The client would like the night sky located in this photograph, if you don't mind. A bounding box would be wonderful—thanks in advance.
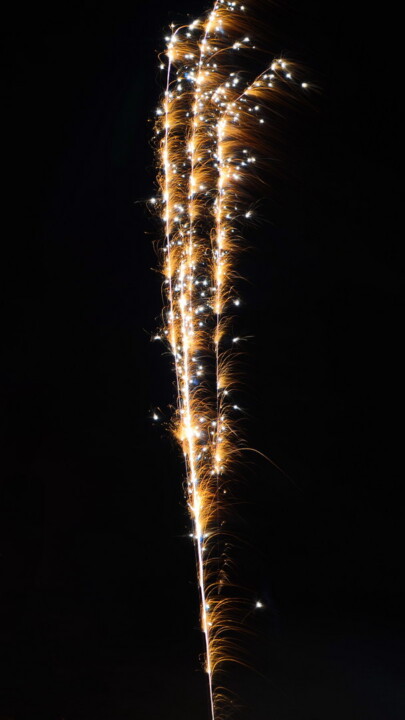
[1,1,403,719]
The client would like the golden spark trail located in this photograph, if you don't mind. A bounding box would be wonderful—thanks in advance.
[152,2,310,717]
[183,8,222,714]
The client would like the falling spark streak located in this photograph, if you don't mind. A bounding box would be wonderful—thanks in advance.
[152,2,309,717]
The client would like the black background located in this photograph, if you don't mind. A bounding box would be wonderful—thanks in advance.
[1,1,403,718]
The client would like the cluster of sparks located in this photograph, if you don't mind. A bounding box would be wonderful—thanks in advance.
[151,2,309,717]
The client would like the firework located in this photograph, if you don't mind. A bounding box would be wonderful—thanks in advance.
[151,2,309,717]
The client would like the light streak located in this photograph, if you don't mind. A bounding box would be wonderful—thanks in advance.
[152,2,309,717]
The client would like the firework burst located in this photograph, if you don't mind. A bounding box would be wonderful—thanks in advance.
[151,2,309,717]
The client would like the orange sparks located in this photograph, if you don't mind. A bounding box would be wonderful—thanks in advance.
[151,2,309,717]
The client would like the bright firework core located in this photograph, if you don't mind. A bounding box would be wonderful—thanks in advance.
[152,2,308,717]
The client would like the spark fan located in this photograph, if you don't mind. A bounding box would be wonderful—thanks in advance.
[150,2,309,717]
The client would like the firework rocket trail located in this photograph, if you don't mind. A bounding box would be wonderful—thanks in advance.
[152,2,309,717]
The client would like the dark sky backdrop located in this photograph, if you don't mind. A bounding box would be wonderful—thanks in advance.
[1,1,403,718]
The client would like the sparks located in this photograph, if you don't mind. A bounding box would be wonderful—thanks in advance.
[152,2,309,717]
